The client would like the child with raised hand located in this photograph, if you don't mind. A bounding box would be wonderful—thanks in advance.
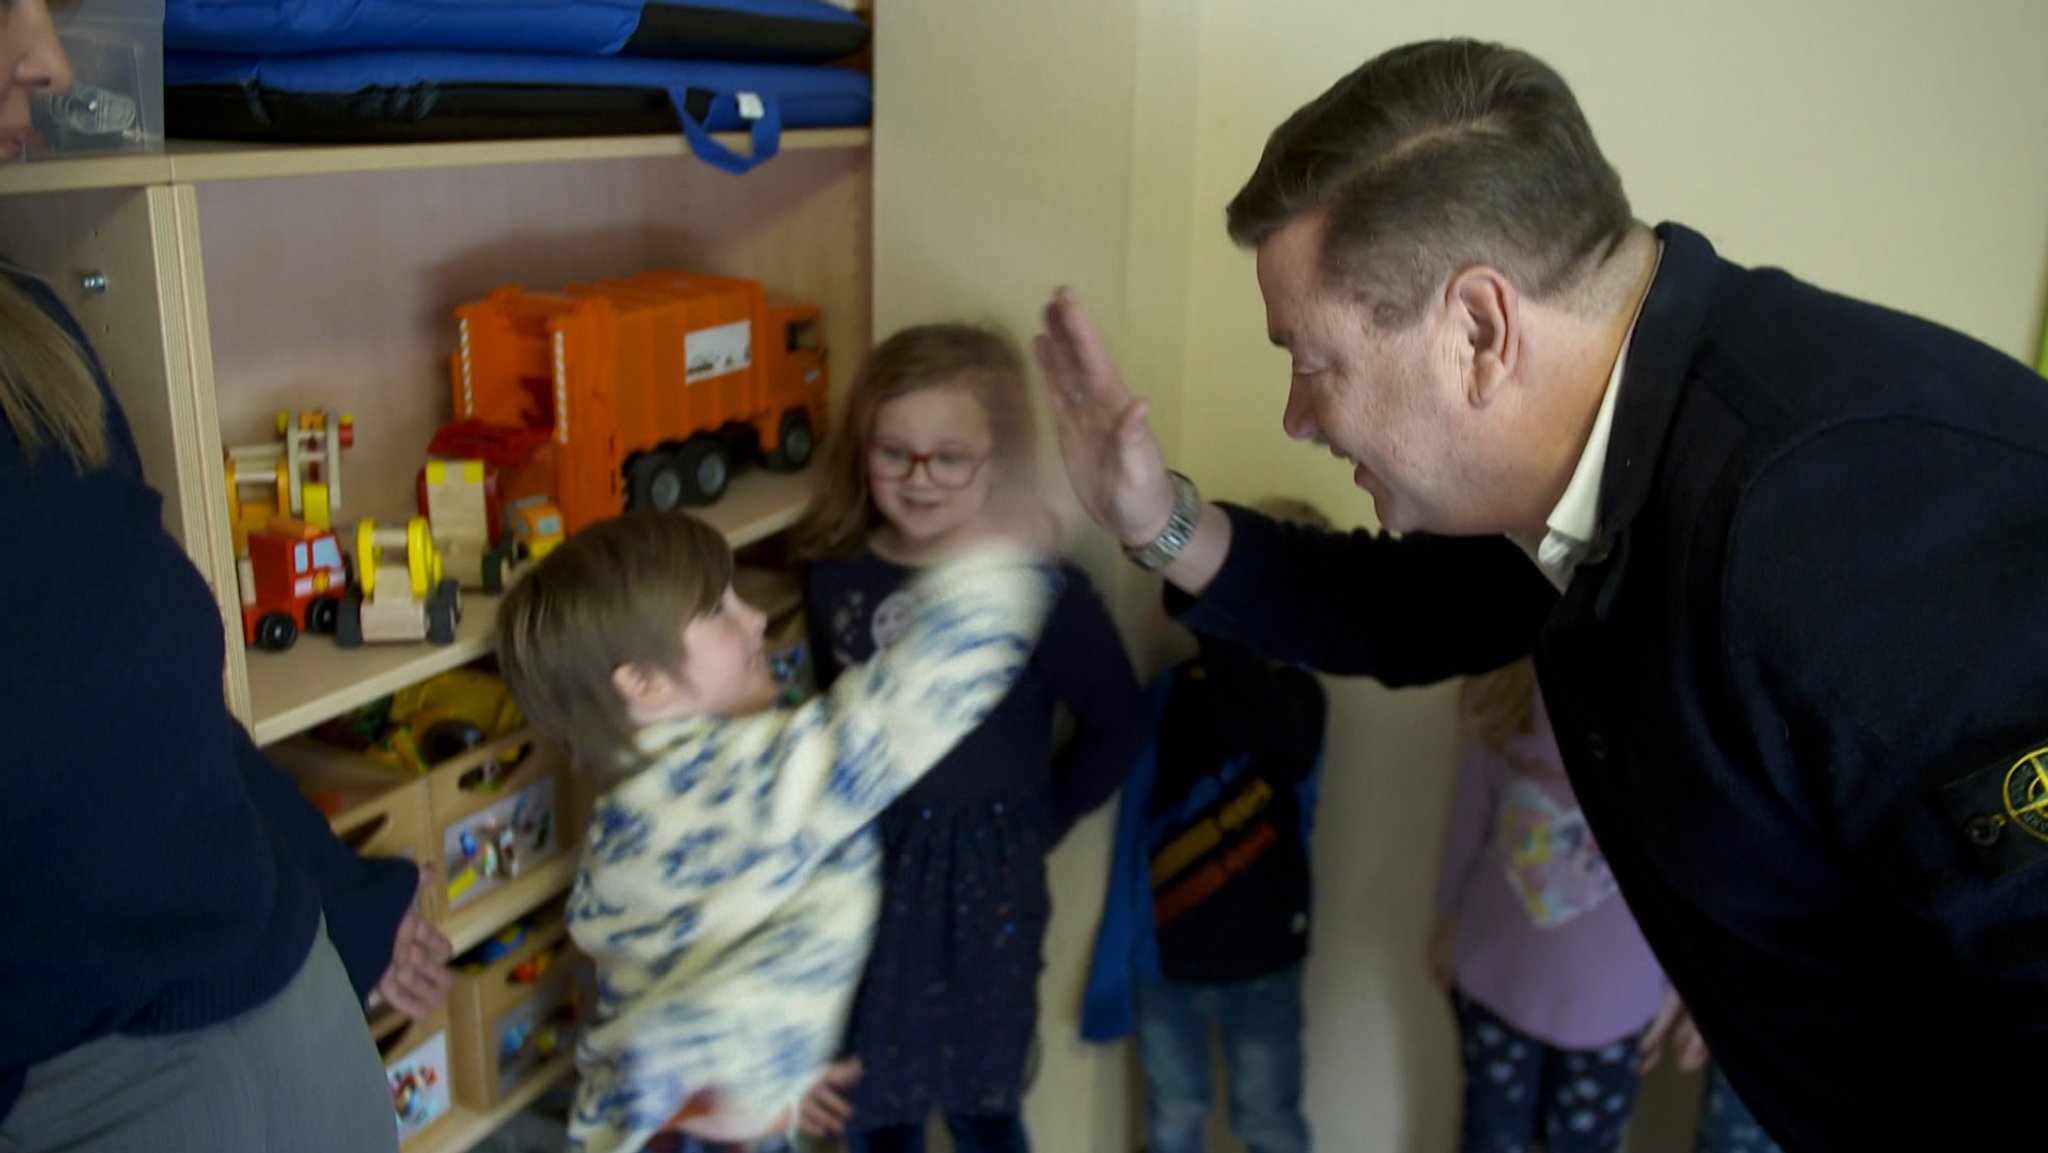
[1430,659,1666,1153]
[493,508,1055,1153]
[792,324,1147,1153]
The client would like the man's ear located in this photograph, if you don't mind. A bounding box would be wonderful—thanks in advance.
[1447,266,1519,407]
[612,659,688,720]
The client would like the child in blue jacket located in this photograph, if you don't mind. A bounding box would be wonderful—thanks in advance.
[1083,497,1331,1153]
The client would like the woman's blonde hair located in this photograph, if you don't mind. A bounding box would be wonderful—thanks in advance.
[790,323,1039,560]
[0,268,108,470]
[495,510,733,780]
[1460,656,1538,751]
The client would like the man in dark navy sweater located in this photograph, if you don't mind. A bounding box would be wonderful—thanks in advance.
[1035,38,2048,1153]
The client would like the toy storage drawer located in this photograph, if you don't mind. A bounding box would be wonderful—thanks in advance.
[377,1005,455,1148]
[449,909,584,1111]
[427,726,578,913]
[270,737,439,920]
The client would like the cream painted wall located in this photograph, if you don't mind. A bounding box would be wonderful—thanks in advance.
[877,1,2048,1151]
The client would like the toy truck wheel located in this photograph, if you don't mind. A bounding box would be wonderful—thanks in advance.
[675,438,731,506]
[482,545,510,595]
[627,452,687,512]
[335,594,364,647]
[254,612,298,652]
[307,596,340,635]
[427,579,461,645]
[769,410,814,471]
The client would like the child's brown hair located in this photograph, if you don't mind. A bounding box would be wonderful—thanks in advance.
[790,323,1039,561]
[1460,657,1539,751]
[495,510,734,778]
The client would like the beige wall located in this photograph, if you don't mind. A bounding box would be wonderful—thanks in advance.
[878,1,2048,1149]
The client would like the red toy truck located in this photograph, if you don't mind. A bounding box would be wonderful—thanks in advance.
[239,516,349,651]
[441,271,827,534]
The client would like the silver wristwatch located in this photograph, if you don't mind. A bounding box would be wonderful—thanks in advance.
[1124,471,1201,572]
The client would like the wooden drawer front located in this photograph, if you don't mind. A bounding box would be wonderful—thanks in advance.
[377,1006,455,1148]
[449,913,582,1111]
[426,727,578,912]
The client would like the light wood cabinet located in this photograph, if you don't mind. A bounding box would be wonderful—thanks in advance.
[0,125,871,1153]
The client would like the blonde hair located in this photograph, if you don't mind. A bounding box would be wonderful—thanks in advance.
[1250,495,1335,533]
[0,268,108,470]
[495,511,733,779]
[790,323,1039,560]
[1460,657,1538,751]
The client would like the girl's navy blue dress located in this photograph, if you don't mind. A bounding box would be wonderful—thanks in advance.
[805,552,1146,1128]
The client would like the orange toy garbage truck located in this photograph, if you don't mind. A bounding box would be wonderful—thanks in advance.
[441,271,827,535]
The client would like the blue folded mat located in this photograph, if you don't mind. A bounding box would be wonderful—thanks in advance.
[165,50,871,173]
[165,0,868,62]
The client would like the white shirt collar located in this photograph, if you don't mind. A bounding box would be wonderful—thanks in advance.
[1518,243,1663,592]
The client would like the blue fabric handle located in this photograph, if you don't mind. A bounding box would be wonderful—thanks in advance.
[671,88,782,174]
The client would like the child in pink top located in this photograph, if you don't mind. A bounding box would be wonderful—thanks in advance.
[1429,659,1665,1153]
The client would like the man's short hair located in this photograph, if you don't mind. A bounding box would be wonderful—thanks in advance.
[1226,39,1633,328]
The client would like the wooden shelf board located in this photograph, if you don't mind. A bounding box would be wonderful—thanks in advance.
[248,464,818,745]
[407,1053,575,1153]
[0,151,173,194]
[0,128,870,196]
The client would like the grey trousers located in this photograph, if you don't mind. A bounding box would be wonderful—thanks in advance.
[1,921,396,1153]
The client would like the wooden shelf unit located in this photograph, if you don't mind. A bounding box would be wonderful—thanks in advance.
[0,123,870,1153]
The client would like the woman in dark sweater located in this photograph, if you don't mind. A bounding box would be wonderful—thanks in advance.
[1,10,450,1144]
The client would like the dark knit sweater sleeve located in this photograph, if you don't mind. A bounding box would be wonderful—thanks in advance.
[1037,565,1148,835]
[1169,503,1555,685]
[231,725,417,998]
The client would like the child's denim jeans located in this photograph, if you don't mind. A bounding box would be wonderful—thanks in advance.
[1133,964,1310,1153]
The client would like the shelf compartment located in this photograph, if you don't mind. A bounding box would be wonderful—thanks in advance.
[248,463,819,744]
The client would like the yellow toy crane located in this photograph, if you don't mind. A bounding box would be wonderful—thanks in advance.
[223,409,354,554]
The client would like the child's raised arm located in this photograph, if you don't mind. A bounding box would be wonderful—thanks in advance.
[741,540,1055,842]
[581,541,1055,928]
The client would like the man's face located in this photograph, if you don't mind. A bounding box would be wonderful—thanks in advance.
[1256,213,1487,535]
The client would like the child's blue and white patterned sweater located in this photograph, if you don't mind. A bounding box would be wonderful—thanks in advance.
[566,545,1054,1153]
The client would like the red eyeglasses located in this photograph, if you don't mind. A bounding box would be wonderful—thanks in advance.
[865,441,992,488]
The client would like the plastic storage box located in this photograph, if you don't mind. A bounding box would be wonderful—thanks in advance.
[30,0,163,159]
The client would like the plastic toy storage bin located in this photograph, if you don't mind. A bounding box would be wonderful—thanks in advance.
[29,0,165,159]
[448,906,585,1111]
[269,736,441,921]
[377,1005,457,1147]
[427,725,580,919]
